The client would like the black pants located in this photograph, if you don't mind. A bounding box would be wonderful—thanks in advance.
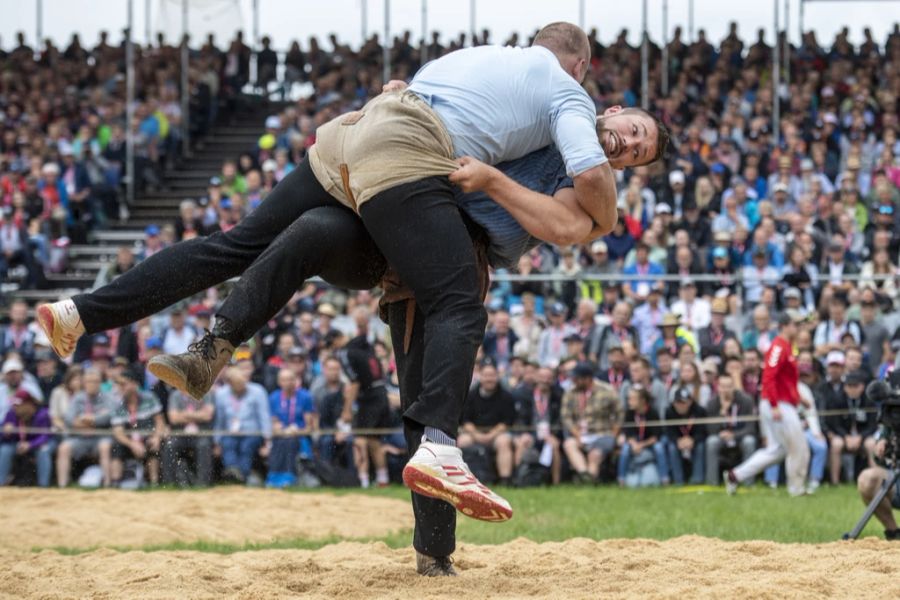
[360,177,487,436]
[73,158,384,338]
[388,299,456,558]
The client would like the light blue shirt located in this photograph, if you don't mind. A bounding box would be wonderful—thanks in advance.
[457,146,572,269]
[213,382,272,443]
[409,45,606,177]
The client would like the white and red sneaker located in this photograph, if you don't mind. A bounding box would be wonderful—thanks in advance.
[36,300,85,359]
[403,441,513,523]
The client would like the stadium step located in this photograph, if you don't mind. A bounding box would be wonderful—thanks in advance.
[46,273,96,288]
[39,96,273,297]
[91,230,144,245]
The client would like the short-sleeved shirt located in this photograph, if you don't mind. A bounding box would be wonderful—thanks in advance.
[457,146,572,269]
[338,336,386,397]
[110,391,162,432]
[66,391,116,429]
[462,385,517,428]
[268,388,315,428]
[167,390,215,431]
[409,45,606,176]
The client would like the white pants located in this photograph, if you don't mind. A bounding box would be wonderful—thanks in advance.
[733,401,810,495]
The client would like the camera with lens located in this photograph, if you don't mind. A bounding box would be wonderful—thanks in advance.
[865,377,900,468]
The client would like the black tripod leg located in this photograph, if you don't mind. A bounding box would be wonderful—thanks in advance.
[843,470,900,540]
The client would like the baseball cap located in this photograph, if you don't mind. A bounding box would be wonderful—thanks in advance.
[878,204,895,215]
[145,336,163,350]
[711,297,728,314]
[209,176,222,187]
[800,158,814,171]
[548,302,567,316]
[679,278,696,289]
[262,159,277,172]
[826,350,846,366]
[712,246,729,259]
[12,388,37,405]
[264,115,281,129]
[120,364,144,383]
[1,358,24,374]
[233,345,253,362]
[288,346,308,359]
[772,182,789,194]
[711,163,726,174]
[591,240,608,254]
[669,170,686,185]
[317,303,338,318]
[713,231,732,243]
[564,333,583,344]
[778,309,805,326]
[90,346,111,361]
[655,203,673,215]
[783,287,802,300]
[34,349,55,362]
[572,361,596,378]
[145,224,160,237]
[479,356,498,370]
[674,386,693,402]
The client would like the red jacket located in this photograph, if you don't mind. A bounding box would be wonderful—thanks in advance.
[761,335,799,408]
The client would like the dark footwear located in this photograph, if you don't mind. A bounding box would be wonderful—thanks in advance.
[886,529,900,541]
[416,552,457,576]
[148,330,234,399]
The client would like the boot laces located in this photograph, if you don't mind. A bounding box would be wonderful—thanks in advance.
[187,330,218,360]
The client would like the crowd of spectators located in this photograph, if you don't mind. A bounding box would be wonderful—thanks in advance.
[0,29,248,288]
[2,22,900,491]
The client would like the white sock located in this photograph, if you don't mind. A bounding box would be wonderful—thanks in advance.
[359,473,370,488]
[56,299,86,334]
[375,468,389,485]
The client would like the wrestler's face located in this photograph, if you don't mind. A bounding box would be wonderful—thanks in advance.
[596,107,659,170]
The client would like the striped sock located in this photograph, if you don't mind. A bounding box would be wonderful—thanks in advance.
[424,427,456,446]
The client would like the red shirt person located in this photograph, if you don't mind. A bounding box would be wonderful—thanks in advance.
[761,321,801,422]
[726,310,811,497]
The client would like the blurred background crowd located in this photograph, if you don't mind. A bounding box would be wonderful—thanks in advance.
[1,20,899,490]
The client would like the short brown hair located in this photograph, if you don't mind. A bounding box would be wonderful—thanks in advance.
[533,22,590,59]
[619,107,671,166]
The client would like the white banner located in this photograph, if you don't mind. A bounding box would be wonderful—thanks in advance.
[156,0,245,43]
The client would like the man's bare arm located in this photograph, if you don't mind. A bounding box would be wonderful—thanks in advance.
[572,162,618,236]
[449,157,594,245]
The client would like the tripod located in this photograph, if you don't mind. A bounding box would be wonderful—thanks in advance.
[843,467,900,540]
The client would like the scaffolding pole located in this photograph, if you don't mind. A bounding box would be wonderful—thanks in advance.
[181,0,190,157]
[773,0,781,145]
[662,0,669,96]
[641,0,649,109]
[383,0,391,83]
[126,0,136,209]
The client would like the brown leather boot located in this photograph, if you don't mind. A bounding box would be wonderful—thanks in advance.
[415,552,457,576]
[148,331,234,399]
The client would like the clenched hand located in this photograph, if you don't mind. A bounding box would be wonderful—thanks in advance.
[448,156,498,193]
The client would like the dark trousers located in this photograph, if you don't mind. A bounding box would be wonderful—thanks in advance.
[73,159,384,339]
[360,177,487,436]
[161,436,213,486]
[388,299,456,558]
[269,437,299,473]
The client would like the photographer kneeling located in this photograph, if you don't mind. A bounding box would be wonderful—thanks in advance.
[856,437,900,540]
